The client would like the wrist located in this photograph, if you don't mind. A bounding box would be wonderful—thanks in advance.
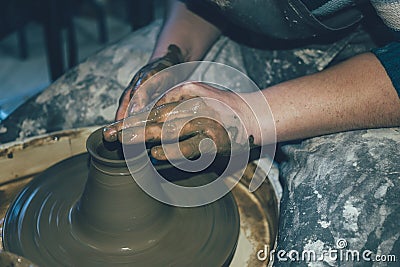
[238,91,276,146]
[151,44,189,63]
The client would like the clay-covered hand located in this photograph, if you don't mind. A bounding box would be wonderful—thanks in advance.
[116,44,184,120]
[104,82,259,160]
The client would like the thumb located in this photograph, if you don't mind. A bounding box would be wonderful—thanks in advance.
[115,89,131,121]
[130,89,149,113]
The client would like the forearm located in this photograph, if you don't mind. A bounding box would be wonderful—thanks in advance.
[151,0,222,62]
[252,52,400,144]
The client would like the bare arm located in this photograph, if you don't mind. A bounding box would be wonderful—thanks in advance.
[116,0,222,119]
[253,52,400,144]
[104,53,400,159]
[151,0,222,62]
[105,53,400,160]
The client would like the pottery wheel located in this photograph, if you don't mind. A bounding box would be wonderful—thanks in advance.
[2,152,240,266]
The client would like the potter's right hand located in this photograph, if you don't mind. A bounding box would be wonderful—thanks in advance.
[104,82,260,161]
[116,44,184,120]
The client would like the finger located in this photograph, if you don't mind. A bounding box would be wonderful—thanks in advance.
[116,70,147,120]
[105,97,209,142]
[131,90,149,113]
[118,122,162,144]
[105,102,184,142]
[150,118,230,160]
[131,71,173,113]
[104,110,154,142]
[154,85,196,107]
[124,98,206,129]
[103,119,124,142]
[121,66,157,115]
[151,134,209,161]
[155,82,222,107]
[159,117,215,142]
[116,88,132,121]
[117,115,204,145]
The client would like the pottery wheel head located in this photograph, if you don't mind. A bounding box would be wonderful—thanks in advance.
[2,128,240,267]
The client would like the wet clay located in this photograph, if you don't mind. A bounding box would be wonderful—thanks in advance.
[2,128,240,266]
[105,93,250,161]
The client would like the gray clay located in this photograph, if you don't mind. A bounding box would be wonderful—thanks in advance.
[2,128,240,267]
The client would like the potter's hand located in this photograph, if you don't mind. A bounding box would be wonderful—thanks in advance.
[116,44,184,120]
[105,82,259,161]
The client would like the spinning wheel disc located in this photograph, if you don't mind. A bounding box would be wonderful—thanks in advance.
[3,131,240,267]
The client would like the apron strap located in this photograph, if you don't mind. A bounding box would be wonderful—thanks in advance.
[277,0,368,38]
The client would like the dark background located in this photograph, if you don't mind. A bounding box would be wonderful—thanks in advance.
[0,0,164,121]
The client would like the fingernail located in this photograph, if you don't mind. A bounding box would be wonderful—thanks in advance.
[132,104,141,113]
[103,127,118,142]
[152,147,165,160]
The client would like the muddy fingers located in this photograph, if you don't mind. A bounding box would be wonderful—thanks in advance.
[151,119,231,161]
[104,98,211,142]
[115,44,184,119]
[151,134,210,160]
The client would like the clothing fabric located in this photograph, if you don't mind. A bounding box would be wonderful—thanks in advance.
[369,0,400,97]
[204,0,400,95]
[302,0,353,14]
[305,0,355,17]
[371,0,400,32]
[372,42,400,97]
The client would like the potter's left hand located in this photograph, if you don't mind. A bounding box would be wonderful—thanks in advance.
[103,82,259,160]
